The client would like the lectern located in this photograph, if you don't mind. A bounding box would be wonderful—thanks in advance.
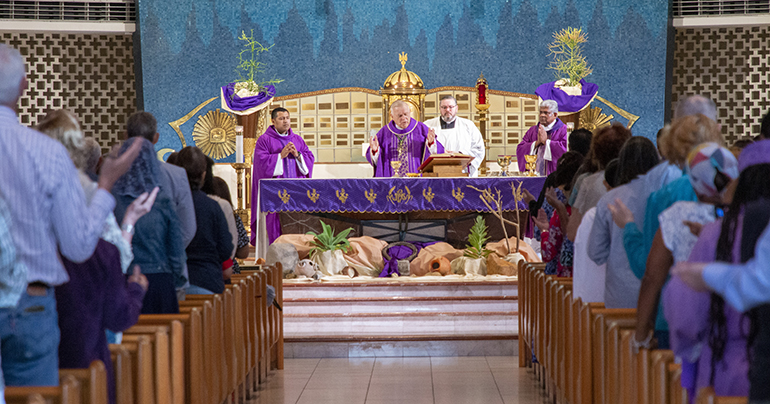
[418,153,474,177]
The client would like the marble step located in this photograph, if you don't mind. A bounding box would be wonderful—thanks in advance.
[284,311,518,338]
[284,297,518,314]
[283,280,518,299]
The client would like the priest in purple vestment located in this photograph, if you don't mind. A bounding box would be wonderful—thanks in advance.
[250,107,315,245]
[367,100,443,177]
[516,100,568,175]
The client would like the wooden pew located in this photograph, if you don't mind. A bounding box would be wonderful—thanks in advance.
[136,310,203,404]
[5,375,82,404]
[591,308,636,404]
[230,274,258,395]
[110,336,154,404]
[241,268,269,382]
[651,349,675,404]
[124,323,183,404]
[59,360,108,404]
[109,344,133,404]
[178,298,218,404]
[605,318,636,404]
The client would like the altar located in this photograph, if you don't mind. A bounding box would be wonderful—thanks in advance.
[254,176,546,259]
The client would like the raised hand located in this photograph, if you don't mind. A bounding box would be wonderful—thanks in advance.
[427,128,436,145]
[128,265,149,291]
[369,135,379,154]
[98,139,143,192]
[124,187,159,226]
[607,198,634,229]
[522,188,536,204]
[533,208,549,231]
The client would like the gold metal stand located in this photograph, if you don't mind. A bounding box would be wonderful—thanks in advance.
[231,162,251,231]
[475,73,490,176]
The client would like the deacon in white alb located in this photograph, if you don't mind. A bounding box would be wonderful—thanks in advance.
[424,95,486,177]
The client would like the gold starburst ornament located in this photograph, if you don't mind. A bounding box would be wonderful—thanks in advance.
[579,106,613,132]
[192,109,238,160]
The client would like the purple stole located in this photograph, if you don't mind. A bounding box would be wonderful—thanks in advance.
[366,118,443,177]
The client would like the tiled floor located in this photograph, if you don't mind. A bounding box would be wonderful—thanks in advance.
[249,356,548,404]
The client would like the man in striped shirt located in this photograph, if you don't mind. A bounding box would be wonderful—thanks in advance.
[0,43,140,387]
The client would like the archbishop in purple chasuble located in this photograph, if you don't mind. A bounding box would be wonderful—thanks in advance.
[516,100,568,175]
[250,109,315,245]
[366,118,443,177]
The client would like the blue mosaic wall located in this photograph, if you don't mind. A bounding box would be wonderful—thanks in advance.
[137,0,670,161]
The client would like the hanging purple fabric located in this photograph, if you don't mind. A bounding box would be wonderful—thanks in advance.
[534,80,598,113]
[221,83,276,111]
[379,241,438,277]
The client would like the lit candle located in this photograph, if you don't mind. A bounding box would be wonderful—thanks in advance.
[235,125,244,164]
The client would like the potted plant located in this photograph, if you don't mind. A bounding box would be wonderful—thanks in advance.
[547,27,593,95]
[307,220,353,276]
[451,216,492,276]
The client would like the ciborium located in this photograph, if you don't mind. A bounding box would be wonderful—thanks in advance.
[524,154,538,176]
[497,155,512,177]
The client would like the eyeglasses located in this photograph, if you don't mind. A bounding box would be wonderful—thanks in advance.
[440,105,457,110]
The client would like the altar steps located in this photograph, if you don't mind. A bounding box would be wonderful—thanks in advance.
[282,280,519,358]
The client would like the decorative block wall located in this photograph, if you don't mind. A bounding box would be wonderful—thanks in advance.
[0,32,136,152]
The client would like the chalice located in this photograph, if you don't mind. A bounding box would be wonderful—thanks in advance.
[390,160,402,178]
[524,154,538,176]
[497,155,511,177]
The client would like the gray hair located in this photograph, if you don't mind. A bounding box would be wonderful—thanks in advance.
[540,100,558,113]
[0,43,26,106]
[390,99,410,114]
[674,95,717,122]
[439,95,457,105]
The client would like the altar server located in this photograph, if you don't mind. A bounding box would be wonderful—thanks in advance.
[251,107,315,245]
[516,99,568,175]
[424,95,485,177]
[367,99,443,177]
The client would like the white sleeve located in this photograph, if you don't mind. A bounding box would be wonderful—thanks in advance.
[530,141,537,155]
[370,148,379,166]
[544,139,552,161]
[273,158,284,176]
[296,154,309,175]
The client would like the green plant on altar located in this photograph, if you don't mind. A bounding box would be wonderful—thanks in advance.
[464,216,492,259]
[307,220,353,258]
[233,30,283,96]
[547,27,593,86]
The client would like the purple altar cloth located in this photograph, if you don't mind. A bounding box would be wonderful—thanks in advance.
[222,83,276,111]
[534,80,598,113]
[259,177,546,214]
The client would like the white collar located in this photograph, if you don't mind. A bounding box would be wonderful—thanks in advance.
[543,120,556,131]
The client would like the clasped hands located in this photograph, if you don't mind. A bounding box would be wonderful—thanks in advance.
[536,124,548,146]
[280,142,299,159]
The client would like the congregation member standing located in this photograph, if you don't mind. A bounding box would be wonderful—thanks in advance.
[0,43,140,387]
[367,99,442,177]
[174,147,233,295]
[251,107,315,245]
[424,95,485,177]
[112,137,187,314]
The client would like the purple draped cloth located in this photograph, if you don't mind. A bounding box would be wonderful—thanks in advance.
[57,239,146,404]
[250,125,315,245]
[366,118,443,177]
[379,241,437,277]
[221,83,276,111]
[515,119,568,174]
[663,218,750,400]
[534,80,598,113]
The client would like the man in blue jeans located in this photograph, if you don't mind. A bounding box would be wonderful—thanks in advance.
[0,43,140,387]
